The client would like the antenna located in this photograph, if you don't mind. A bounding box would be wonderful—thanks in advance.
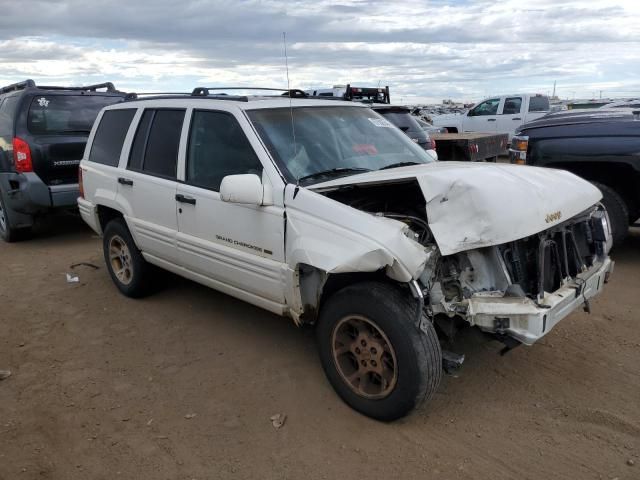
[283,31,298,184]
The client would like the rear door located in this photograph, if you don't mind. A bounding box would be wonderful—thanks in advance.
[116,108,185,264]
[496,96,523,140]
[21,94,124,186]
[463,98,500,133]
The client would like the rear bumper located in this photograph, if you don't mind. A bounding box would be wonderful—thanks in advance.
[0,172,79,213]
[78,197,101,235]
[468,257,614,345]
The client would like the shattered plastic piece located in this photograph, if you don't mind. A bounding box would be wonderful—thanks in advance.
[270,413,286,429]
[0,370,11,381]
[66,273,80,283]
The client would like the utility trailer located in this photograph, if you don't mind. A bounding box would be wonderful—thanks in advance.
[430,132,508,162]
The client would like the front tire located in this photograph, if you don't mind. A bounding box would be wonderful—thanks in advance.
[102,218,153,298]
[592,182,628,248]
[316,281,442,421]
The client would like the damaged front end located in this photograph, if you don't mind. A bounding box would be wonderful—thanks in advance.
[311,166,614,348]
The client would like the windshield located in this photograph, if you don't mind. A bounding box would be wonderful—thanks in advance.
[247,106,435,185]
[28,95,123,134]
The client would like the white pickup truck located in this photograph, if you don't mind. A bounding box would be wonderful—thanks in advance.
[432,94,550,141]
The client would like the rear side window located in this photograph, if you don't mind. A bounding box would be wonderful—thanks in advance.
[128,109,185,179]
[502,97,522,115]
[28,95,123,134]
[0,96,19,135]
[88,109,136,167]
[528,96,550,112]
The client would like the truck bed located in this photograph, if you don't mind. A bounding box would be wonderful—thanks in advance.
[431,132,509,162]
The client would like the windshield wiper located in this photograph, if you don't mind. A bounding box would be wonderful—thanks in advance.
[379,161,421,170]
[298,167,371,184]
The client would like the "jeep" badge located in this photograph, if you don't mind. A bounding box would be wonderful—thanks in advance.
[545,211,562,223]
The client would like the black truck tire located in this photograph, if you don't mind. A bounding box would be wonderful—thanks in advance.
[592,182,629,248]
[316,281,442,421]
[102,218,154,298]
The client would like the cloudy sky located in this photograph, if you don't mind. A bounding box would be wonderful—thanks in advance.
[1,0,638,104]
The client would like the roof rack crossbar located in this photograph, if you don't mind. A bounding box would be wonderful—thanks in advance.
[0,79,36,94]
[124,93,250,103]
[36,82,118,92]
[191,87,308,98]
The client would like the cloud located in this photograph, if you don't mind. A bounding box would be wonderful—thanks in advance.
[0,0,638,102]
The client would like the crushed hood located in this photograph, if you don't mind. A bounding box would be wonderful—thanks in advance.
[311,162,602,256]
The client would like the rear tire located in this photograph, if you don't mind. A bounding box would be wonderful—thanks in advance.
[592,182,629,248]
[103,218,153,298]
[316,281,442,421]
[0,189,30,243]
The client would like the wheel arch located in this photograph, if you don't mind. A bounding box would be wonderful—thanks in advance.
[295,263,403,325]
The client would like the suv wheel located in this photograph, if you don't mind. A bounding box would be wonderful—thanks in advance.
[316,281,442,421]
[103,218,153,298]
[592,182,629,248]
[0,191,28,242]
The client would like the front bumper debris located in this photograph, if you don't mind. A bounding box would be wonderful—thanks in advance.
[465,258,613,345]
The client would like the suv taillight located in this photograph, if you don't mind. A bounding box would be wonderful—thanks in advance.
[12,137,33,172]
[78,166,85,199]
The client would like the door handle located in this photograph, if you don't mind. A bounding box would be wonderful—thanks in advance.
[118,177,134,186]
[512,117,522,120]
[175,193,196,205]
[487,118,497,122]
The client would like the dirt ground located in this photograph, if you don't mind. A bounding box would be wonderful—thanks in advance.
[1,215,638,480]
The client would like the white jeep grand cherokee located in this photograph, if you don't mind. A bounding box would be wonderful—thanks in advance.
[78,90,614,420]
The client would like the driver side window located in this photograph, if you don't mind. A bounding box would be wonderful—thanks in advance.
[470,98,500,116]
[186,110,263,191]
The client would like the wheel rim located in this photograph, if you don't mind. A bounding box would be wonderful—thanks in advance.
[108,235,134,286]
[331,315,398,399]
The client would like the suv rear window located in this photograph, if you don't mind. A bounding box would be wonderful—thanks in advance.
[88,109,136,167]
[528,96,550,112]
[28,95,123,134]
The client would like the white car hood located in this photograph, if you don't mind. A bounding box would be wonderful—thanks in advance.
[310,162,602,256]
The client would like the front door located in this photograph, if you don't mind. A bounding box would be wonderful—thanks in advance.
[116,108,185,264]
[463,98,500,134]
[176,109,286,304]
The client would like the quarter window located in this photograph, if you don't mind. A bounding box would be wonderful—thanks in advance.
[88,109,136,167]
[502,97,522,115]
[186,110,262,191]
[128,109,185,179]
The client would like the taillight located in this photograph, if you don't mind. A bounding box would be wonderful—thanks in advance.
[430,138,437,150]
[509,135,529,165]
[12,137,33,172]
[78,166,85,199]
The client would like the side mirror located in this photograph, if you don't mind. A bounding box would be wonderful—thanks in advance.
[467,109,474,117]
[220,174,265,206]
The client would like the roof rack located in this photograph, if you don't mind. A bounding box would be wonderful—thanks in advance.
[36,82,118,92]
[344,84,390,104]
[191,87,309,97]
[0,79,120,95]
[0,79,36,94]
[123,86,353,104]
